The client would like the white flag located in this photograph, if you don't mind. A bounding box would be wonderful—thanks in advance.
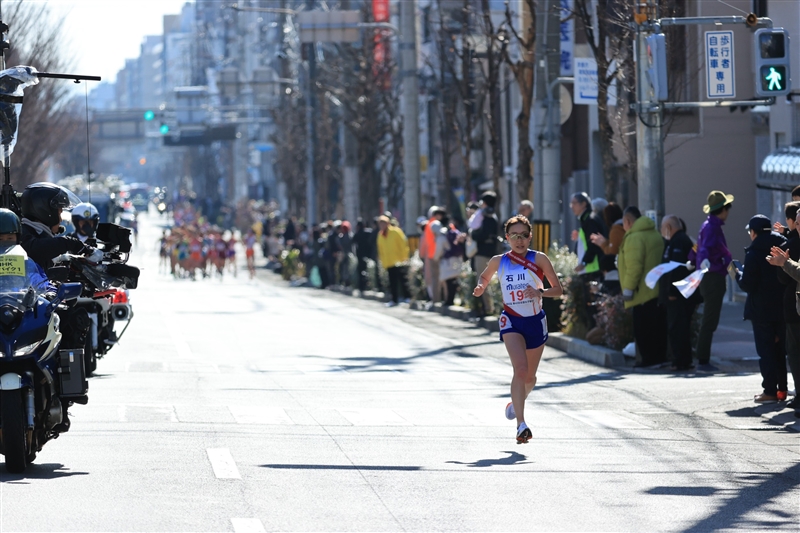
[645,261,684,289]
[673,268,707,299]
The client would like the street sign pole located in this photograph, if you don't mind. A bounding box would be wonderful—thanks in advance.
[400,0,420,236]
[635,0,664,223]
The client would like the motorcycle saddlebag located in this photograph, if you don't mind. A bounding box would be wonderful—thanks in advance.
[57,349,88,397]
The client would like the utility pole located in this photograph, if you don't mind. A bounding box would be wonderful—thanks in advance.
[635,0,664,221]
[400,0,420,236]
[304,0,318,225]
[341,0,359,223]
[534,0,562,243]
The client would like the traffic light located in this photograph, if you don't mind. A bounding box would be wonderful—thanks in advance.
[143,110,155,121]
[754,28,791,97]
[644,33,668,101]
[159,123,169,135]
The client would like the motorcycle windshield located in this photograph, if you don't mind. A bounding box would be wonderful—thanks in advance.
[0,66,39,162]
[0,245,46,297]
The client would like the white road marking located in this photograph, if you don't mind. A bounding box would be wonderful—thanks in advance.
[207,448,241,479]
[561,410,650,429]
[229,406,294,425]
[231,518,266,533]
[337,408,411,426]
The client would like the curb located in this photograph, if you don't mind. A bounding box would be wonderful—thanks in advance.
[546,333,627,368]
[320,283,622,368]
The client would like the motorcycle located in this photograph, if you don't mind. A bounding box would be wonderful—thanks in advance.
[0,244,84,473]
[58,222,138,375]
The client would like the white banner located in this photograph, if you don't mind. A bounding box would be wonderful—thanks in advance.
[645,261,683,289]
[673,268,708,299]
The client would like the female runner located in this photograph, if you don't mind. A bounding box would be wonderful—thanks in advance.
[472,215,563,443]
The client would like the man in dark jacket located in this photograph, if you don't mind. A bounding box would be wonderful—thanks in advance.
[777,202,800,408]
[570,192,607,326]
[352,218,374,292]
[736,215,788,403]
[469,191,500,316]
[659,215,699,371]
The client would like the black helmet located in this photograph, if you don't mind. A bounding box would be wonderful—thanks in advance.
[71,202,100,237]
[0,208,20,243]
[21,183,81,227]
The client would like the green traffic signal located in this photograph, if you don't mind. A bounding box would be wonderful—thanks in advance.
[760,65,786,92]
[159,123,170,135]
[144,110,155,121]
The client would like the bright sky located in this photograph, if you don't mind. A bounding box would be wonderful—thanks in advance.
[47,0,192,85]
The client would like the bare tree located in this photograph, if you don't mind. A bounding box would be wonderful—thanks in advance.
[503,0,536,204]
[316,4,402,220]
[572,0,635,201]
[475,0,509,202]
[3,1,79,186]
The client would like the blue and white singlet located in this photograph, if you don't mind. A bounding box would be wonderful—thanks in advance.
[497,250,545,317]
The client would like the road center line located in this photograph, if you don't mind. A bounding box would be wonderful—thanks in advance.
[231,518,266,533]
[206,448,241,479]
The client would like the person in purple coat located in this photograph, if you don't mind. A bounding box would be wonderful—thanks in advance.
[694,190,734,373]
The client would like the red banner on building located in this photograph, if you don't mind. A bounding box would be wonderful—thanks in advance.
[373,0,389,22]
[372,0,391,90]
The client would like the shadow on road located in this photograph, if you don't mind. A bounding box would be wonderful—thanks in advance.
[300,340,500,373]
[535,372,624,391]
[724,406,763,418]
[260,464,421,471]
[446,451,529,468]
[646,486,718,496]
[0,462,89,483]
[679,462,800,532]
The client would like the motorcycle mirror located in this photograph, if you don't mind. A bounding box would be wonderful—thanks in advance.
[21,287,35,308]
[46,265,69,282]
[56,282,82,302]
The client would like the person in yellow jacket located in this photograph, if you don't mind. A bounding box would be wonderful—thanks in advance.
[376,215,411,307]
[618,206,667,367]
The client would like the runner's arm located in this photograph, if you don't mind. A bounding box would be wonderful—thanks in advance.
[472,255,501,297]
[537,254,563,298]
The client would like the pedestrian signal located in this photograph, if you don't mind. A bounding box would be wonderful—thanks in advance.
[754,28,791,97]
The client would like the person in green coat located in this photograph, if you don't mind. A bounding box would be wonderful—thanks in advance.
[618,206,668,367]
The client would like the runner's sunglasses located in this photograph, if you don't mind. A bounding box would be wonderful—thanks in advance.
[507,232,531,241]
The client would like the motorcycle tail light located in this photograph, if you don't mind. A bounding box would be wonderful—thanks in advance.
[113,290,128,304]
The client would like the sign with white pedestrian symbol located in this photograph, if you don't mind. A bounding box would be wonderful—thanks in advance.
[705,31,735,99]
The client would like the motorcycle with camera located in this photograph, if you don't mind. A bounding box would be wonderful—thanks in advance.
[0,244,85,473]
[56,222,138,376]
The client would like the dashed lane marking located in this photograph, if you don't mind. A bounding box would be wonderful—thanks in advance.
[231,518,266,532]
[207,448,241,479]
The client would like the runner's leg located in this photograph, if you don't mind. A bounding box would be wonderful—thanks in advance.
[503,332,530,426]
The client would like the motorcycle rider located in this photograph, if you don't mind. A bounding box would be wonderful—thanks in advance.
[69,202,100,244]
[19,183,102,431]
[0,208,50,292]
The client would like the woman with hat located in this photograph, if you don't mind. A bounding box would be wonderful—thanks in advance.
[694,190,734,372]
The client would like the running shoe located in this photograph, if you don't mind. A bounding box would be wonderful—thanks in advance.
[516,422,532,444]
[505,402,515,420]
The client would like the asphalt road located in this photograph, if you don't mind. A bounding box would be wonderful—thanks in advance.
[0,210,797,532]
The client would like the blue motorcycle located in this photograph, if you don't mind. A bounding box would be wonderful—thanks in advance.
[0,244,83,473]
